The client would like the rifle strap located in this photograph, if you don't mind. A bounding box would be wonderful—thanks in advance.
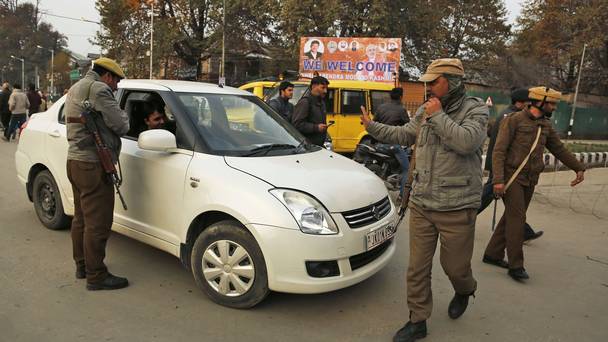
[505,125,542,191]
[66,117,83,124]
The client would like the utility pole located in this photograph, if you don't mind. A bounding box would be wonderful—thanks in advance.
[149,1,154,79]
[80,17,103,57]
[567,43,587,139]
[37,45,54,96]
[220,0,226,85]
[10,55,24,88]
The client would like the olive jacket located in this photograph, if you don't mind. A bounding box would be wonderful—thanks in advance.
[367,95,489,211]
[65,71,129,163]
[492,108,584,187]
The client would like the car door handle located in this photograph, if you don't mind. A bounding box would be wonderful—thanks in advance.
[48,130,61,138]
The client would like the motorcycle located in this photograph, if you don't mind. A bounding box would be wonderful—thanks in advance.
[353,141,410,192]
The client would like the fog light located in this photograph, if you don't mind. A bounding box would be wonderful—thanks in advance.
[305,260,340,278]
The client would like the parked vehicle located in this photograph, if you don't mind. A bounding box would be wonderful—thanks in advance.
[15,80,398,308]
[353,142,407,192]
[241,80,395,153]
[238,81,280,100]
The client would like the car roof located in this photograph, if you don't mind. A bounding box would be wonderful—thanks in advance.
[119,79,253,96]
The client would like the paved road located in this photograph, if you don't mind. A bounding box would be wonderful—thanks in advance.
[1,140,607,342]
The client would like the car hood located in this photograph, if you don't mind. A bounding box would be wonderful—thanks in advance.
[224,150,388,213]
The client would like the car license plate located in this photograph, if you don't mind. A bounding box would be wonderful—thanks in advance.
[366,225,395,251]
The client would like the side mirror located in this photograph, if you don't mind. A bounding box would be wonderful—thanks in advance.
[137,129,177,152]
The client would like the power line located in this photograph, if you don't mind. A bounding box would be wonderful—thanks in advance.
[39,10,100,24]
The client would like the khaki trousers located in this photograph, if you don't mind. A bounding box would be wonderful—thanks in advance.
[407,204,477,323]
[67,160,115,284]
[484,182,535,269]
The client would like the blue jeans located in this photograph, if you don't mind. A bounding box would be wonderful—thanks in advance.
[389,145,410,195]
[4,114,26,140]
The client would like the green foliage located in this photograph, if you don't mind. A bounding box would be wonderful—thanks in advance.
[513,0,608,95]
[0,2,67,91]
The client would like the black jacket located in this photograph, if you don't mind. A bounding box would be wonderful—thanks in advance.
[0,90,11,115]
[485,104,518,172]
[374,100,409,126]
[292,93,327,146]
[267,96,294,122]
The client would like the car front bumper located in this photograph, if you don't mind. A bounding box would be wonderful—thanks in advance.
[246,206,398,294]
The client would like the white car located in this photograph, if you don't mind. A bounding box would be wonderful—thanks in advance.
[15,80,398,308]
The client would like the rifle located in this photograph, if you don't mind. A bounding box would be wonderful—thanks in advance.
[395,118,423,227]
[76,100,128,210]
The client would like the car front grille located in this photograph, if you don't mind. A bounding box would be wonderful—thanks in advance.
[349,239,393,271]
[342,196,391,228]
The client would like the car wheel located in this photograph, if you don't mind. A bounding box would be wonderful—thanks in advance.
[191,220,269,308]
[32,170,70,230]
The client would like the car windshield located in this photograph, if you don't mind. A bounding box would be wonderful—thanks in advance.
[267,84,309,106]
[176,93,317,156]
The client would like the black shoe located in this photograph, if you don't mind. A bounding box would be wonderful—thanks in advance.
[1,136,8,142]
[393,321,427,342]
[75,266,86,279]
[524,230,544,242]
[87,274,129,291]
[448,291,474,319]
[482,255,509,269]
[508,268,529,281]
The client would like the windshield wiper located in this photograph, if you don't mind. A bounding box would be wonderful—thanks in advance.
[294,140,308,153]
[243,144,297,156]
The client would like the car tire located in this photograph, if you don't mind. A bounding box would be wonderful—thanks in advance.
[32,170,70,230]
[191,220,269,308]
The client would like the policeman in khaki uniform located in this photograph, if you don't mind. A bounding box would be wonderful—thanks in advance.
[361,58,488,342]
[65,58,130,290]
[484,87,585,281]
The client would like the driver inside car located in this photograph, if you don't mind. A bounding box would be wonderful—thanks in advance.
[141,101,167,130]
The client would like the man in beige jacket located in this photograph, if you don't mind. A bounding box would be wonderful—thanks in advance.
[3,83,29,141]
[361,58,488,342]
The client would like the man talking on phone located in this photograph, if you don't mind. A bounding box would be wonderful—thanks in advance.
[361,58,488,342]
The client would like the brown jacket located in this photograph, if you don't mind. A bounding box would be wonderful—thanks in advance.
[492,108,584,186]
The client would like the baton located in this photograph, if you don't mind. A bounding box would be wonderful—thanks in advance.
[491,198,498,231]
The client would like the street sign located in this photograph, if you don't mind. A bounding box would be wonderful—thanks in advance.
[69,69,80,81]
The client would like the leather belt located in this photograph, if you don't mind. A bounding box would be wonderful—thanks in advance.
[66,117,83,124]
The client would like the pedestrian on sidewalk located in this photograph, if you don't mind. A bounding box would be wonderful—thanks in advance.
[479,87,544,242]
[361,58,488,342]
[26,84,42,115]
[0,82,12,130]
[292,76,329,146]
[372,87,411,196]
[484,87,586,281]
[3,83,29,141]
[267,81,294,122]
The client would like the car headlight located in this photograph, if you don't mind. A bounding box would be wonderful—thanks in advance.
[269,189,338,235]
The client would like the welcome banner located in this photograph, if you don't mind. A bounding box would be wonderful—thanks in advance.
[299,37,401,83]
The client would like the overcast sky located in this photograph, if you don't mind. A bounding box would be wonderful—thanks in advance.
[30,0,525,56]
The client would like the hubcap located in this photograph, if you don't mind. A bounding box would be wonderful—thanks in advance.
[38,183,56,219]
[202,240,255,297]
